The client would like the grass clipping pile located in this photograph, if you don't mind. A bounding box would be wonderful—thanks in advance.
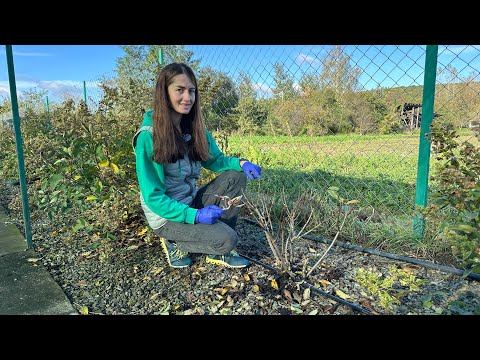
[1,181,479,315]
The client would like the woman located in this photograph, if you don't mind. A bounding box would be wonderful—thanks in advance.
[133,63,262,269]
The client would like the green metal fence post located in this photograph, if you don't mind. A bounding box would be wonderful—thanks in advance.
[413,45,438,238]
[5,45,33,249]
[158,48,164,65]
[83,80,87,105]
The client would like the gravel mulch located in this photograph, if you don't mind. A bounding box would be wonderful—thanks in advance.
[1,180,479,315]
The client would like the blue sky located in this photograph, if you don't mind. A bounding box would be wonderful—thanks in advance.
[1,45,479,105]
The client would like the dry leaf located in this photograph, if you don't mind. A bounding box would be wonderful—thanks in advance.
[293,292,302,303]
[244,274,251,281]
[335,289,350,299]
[308,247,317,253]
[359,299,380,315]
[271,279,279,289]
[283,289,293,302]
[137,227,148,236]
[27,258,40,263]
[317,279,331,288]
[253,285,260,292]
[308,309,319,315]
[196,307,205,315]
[303,287,311,300]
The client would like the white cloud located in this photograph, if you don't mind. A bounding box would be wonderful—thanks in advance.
[295,53,321,66]
[0,86,10,97]
[14,52,53,57]
[253,82,273,98]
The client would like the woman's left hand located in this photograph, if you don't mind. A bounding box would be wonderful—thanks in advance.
[241,161,262,180]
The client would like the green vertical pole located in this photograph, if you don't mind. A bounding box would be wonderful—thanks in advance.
[45,95,49,113]
[5,45,33,249]
[413,45,438,238]
[83,80,87,105]
[158,48,164,65]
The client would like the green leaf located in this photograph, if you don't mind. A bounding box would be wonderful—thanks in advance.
[464,211,479,220]
[48,174,63,190]
[72,219,87,232]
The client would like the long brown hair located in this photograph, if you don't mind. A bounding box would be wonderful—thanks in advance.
[151,62,210,163]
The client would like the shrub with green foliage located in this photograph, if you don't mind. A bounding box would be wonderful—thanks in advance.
[425,122,480,272]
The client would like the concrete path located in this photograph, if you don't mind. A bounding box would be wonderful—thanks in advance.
[0,204,77,315]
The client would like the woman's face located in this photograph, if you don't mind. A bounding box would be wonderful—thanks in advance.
[167,74,196,115]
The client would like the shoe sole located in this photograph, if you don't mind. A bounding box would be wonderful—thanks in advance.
[160,238,191,269]
[206,257,248,268]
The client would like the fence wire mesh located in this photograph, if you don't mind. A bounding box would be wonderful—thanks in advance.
[1,45,479,244]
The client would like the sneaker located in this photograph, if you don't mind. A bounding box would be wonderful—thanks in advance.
[206,250,250,268]
[160,238,192,268]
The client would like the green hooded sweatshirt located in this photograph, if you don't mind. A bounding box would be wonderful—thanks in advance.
[133,110,243,229]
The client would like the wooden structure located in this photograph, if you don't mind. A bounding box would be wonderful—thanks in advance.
[398,103,441,130]
[399,103,422,130]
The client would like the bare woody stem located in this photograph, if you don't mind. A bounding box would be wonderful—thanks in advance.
[305,208,350,278]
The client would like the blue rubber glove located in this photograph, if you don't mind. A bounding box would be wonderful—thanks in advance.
[195,205,225,224]
[241,161,262,180]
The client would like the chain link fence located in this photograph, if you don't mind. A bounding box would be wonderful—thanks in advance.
[1,45,478,244]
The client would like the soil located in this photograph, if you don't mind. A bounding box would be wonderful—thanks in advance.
[1,180,479,316]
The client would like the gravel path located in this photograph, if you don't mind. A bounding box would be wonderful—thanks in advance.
[1,180,479,315]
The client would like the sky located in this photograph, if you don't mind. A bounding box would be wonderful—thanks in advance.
[1,45,479,108]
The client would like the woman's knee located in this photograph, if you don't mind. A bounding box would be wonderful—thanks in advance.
[210,223,238,254]
[224,170,247,188]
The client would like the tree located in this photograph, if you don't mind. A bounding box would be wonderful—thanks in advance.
[197,67,238,130]
[232,73,267,134]
[115,45,198,89]
[319,45,361,94]
[272,62,296,101]
[113,45,199,121]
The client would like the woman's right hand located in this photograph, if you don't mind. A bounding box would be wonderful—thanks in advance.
[195,205,225,224]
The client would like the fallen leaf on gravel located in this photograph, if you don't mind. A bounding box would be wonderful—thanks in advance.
[196,307,205,315]
[303,287,311,300]
[244,274,251,281]
[283,289,293,302]
[308,309,319,315]
[308,247,317,253]
[137,227,148,236]
[359,299,380,315]
[271,279,279,289]
[317,279,331,288]
[293,292,302,303]
[335,289,350,299]
[226,279,238,287]
[27,258,41,262]
[183,309,194,315]
[253,285,260,292]
[149,267,163,275]
[290,304,303,314]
